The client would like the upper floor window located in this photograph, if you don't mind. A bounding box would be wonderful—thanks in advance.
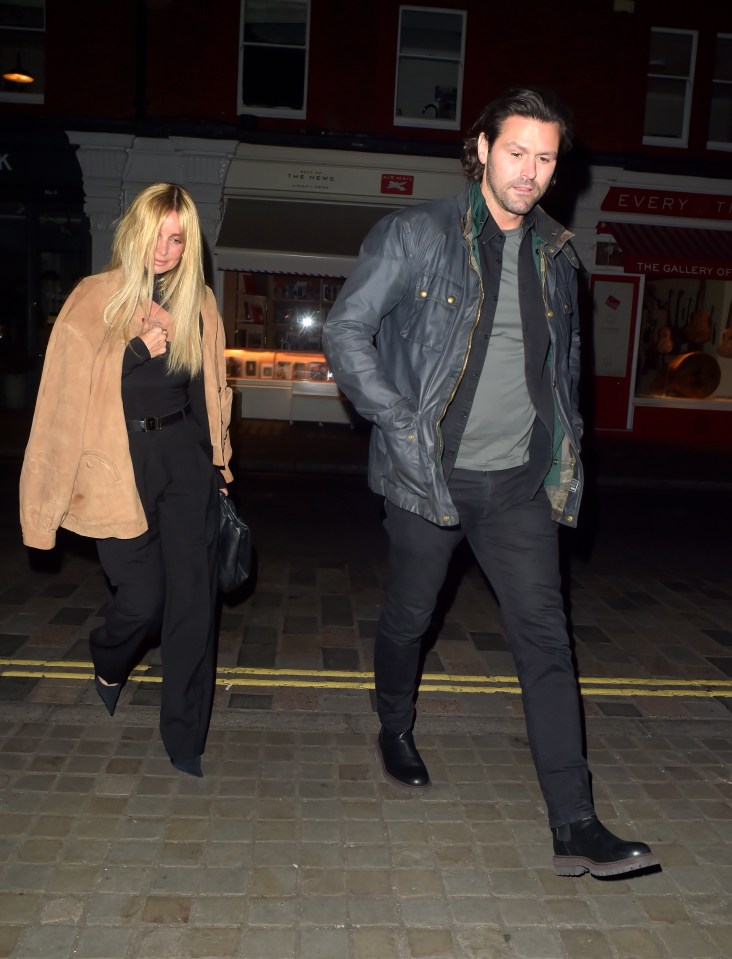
[708,34,732,151]
[394,6,466,130]
[238,0,310,118]
[0,0,44,104]
[643,28,697,148]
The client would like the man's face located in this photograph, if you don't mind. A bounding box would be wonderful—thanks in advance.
[478,116,561,230]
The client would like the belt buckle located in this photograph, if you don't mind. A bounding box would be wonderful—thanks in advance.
[145,416,159,431]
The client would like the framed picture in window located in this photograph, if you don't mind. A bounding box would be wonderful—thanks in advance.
[225,351,244,380]
[275,360,292,380]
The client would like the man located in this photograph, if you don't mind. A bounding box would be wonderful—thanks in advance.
[323,88,659,878]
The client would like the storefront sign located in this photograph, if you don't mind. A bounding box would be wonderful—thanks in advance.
[601,187,732,220]
[381,174,414,196]
[623,258,732,278]
[286,168,336,192]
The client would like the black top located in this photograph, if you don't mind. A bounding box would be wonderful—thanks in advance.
[121,277,190,419]
[120,284,216,479]
[121,338,190,419]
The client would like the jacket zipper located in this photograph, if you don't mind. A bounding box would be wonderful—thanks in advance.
[435,215,484,458]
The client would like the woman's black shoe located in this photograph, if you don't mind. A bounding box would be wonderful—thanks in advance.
[376,728,430,788]
[171,755,203,778]
[94,677,123,717]
[552,815,660,877]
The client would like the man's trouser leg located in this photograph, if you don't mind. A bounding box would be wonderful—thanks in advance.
[374,500,463,732]
[451,470,594,827]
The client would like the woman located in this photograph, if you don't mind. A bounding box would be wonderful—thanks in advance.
[20,183,233,777]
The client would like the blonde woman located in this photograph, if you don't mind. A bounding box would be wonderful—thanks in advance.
[20,183,233,777]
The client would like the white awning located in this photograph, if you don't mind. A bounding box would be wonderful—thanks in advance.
[215,197,396,276]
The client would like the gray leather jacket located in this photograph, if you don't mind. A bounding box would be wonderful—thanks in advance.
[322,185,583,528]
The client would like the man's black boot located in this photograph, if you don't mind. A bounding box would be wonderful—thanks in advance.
[376,727,430,788]
[552,815,660,878]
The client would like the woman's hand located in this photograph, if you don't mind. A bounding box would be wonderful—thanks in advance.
[219,487,229,497]
[140,304,171,357]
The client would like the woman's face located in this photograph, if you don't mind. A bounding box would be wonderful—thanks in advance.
[153,211,185,274]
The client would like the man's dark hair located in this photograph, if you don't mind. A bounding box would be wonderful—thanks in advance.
[461,86,574,182]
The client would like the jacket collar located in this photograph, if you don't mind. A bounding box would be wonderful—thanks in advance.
[463,182,574,255]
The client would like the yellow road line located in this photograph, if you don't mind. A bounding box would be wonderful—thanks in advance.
[1,660,730,698]
[3,660,732,687]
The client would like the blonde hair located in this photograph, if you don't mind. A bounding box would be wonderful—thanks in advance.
[104,183,206,376]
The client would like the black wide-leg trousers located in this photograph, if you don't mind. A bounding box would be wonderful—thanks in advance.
[374,466,594,828]
[90,416,220,762]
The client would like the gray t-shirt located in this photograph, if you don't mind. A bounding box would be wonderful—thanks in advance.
[455,225,535,471]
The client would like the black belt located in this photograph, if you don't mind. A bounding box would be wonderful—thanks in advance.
[126,404,190,432]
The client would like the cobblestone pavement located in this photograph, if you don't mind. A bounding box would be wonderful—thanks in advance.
[1,459,731,958]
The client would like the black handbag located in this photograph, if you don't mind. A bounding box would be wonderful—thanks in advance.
[218,493,252,593]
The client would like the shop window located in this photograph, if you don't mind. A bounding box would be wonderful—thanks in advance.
[708,34,732,151]
[238,0,310,118]
[635,276,732,405]
[0,0,44,104]
[222,270,344,353]
[394,6,466,130]
[643,28,697,147]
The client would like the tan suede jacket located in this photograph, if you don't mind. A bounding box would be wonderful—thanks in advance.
[20,269,233,550]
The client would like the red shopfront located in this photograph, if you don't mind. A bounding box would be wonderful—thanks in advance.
[591,186,732,444]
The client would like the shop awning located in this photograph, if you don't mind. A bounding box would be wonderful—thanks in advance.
[216,198,398,276]
[597,221,732,276]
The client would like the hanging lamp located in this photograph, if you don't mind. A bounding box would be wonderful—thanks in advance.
[3,53,34,84]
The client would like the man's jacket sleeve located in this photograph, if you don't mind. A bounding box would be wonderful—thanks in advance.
[322,215,416,433]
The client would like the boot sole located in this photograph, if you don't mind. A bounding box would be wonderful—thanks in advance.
[553,851,661,878]
[375,744,430,791]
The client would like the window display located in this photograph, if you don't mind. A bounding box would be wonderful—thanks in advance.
[635,277,732,402]
[225,348,352,424]
[222,270,344,352]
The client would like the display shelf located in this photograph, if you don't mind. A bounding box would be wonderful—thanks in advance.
[225,348,353,425]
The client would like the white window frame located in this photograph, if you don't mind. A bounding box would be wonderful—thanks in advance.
[643,27,697,148]
[0,1,45,105]
[393,6,466,131]
[707,33,732,152]
[237,0,310,119]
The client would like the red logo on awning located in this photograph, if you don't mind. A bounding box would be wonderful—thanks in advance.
[381,174,414,195]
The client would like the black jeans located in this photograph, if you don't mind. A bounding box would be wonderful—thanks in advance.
[90,416,220,763]
[374,466,594,827]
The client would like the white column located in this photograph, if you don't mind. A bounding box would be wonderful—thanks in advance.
[66,133,237,304]
[66,132,134,274]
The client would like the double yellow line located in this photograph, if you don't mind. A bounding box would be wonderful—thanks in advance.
[1,659,731,699]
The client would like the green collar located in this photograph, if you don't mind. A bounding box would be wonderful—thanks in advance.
[469,181,488,239]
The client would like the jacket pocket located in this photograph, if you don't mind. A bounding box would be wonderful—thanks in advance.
[400,272,463,351]
[380,421,427,497]
[68,451,122,521]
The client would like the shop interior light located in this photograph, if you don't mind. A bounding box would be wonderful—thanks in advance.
[3,53,34,84]
[299,314,316,329]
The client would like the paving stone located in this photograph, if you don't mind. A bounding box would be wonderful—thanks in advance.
[299,927,351,959]
[188,926,241,958]
[74,924,136,957]
[241,927,297,959]
[14,924,79,959]
[352,926,401,959]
